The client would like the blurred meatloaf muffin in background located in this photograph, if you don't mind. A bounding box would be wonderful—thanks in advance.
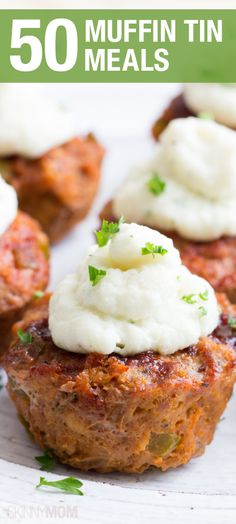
[0,177,49,355]
[0,85,104,243]
[10,134,104,243]
[103,116,236,302]
[152,84,236,139]
[3,223,236,473]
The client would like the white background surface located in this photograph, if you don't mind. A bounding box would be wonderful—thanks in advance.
[0,82,236,523]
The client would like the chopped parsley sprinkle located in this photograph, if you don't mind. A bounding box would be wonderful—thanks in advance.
[147,174,166,196]
[33,290,45,300]
[198,306,207,317]
[116,342,125,349]
[182,290,209,305]
[181,290,209,316]
[198,112,214,120]
[36,476,83,496]
[95,216,124,247]
[199,290,209,301]
[35,450,56,471]
[228,315,236,330]
[17,329,33,344]
[88,265,106,287]
[181,294,197,305]
[141,242,168,257]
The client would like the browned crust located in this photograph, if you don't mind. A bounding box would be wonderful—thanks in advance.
[100,201,236,303]
[152,94,195,140]
[152,92,236,140]
[0,212,49,354]
[3,293,236,473]
[8,135,105,244]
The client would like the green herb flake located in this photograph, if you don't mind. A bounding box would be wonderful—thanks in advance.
[228,315,236,330]
[198,112,214,120]
[36,476,83,496]
[181,294,197,305]
[17,329,33,344]
[199,290,209,301]
[33,290,45,300]
[147,174,166,196]
[116,342,125,349]
[35,450,56,472]
[198,306,207,317]
[95,216,125,247]
[141,242,168,258]
[88,265,106,287]
[0,376,3,391]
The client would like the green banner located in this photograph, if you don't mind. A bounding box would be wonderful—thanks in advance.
[0,9,235,82]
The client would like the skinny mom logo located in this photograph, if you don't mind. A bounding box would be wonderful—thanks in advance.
[0,504,79,520]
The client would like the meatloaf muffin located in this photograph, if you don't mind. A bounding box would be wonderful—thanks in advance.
[0,212,49,355]
[101,201,236,303]
[3,222,236,474]
[3,292,236,474]
[152,84,236,140]
[152,93,193,140]
[0,84,104,243]
[7,134,104,244]
[105,116,236,302]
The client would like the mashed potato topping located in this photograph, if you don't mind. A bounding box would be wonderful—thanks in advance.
[49,222,219,356]
[0,84,75,158]
[0,176,18,236]
[184,84,236,127]
[113,117,236,241]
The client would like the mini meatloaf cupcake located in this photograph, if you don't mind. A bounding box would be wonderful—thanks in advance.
[0,176,49,354]
[103,117,236,301]
[4,222,236,473]
[0,85,104,243]
[153,84,236,139]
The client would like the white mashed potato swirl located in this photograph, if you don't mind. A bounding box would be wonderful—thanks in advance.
[113,117,236,241]
[49,223,219,356]
[0,84,75,158]
[0,175,18,236]
[183,84,236,127]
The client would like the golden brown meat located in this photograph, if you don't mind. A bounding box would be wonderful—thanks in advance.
[7,135,104,244]
[100,202,236,302]
[152,94,196,140]
[0,212,49,355]
[3,293,236,474]
[152,92,236,140]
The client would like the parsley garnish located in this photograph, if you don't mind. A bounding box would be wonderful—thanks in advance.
[116,342,125,349]
[147,174,166,196]
[33,290,45,300]
[198,306,207,317]
[0,376,3,391]
[17,329,33,344]
[36,476,83,496]
[198,112,214,120]
[181,294,197,305]
[199,290,209,301]
[35,450,56,471]
[228,315,236,330]
[141,242,168,257]
[182,290,209,305]
[95,217,124,247]
[88,265,106,286]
